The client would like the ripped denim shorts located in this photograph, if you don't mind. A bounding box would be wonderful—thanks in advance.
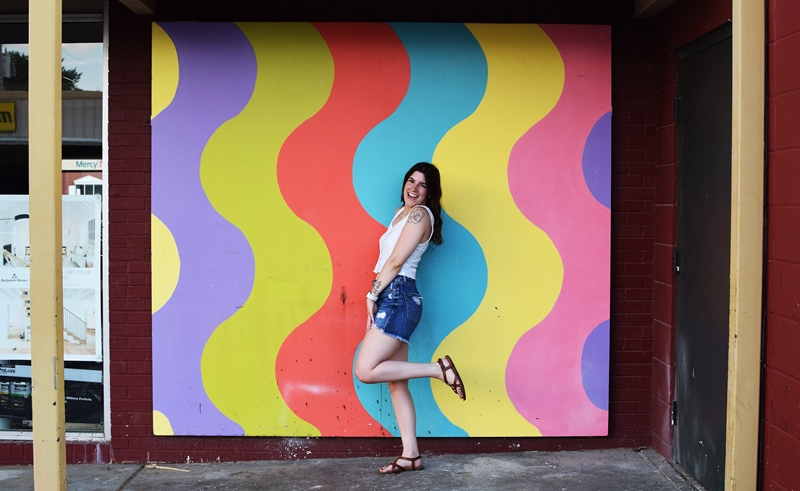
[372,275,422,344]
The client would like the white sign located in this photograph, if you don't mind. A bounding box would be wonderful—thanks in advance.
[0,195,102,361]
[61,160,103,171]
[0,364,101,382]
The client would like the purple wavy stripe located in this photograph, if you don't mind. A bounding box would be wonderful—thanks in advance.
[582,112,612,209]
[152,22,256,435]
[581,319,610,410]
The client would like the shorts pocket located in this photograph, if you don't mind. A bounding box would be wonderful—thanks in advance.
[404,292,422,323]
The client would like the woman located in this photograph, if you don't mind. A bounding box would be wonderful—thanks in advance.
[354,162,466,474]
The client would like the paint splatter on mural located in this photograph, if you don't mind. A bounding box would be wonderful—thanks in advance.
[151,22,611,437]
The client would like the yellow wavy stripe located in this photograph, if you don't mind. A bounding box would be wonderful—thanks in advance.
[152,410,175,436]
[200,23,333,436]
[151,214,180,314]
[431,24,565,436]
[151,23,179,119]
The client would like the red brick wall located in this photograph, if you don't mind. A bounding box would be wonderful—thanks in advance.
[609,21,657,446]
[105,1,155,464]
[650,0,732,459]
[763,1,800,489]
[0,2,659,463]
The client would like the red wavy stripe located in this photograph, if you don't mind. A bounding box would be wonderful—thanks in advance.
[275,22,410,436]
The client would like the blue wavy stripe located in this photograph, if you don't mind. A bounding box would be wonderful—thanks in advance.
[352,22,488,437]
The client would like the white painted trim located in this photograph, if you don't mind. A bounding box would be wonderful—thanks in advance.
[101,0,112,444]
[0,431,105,442]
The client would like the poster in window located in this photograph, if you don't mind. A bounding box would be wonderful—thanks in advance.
[0,195,102,362]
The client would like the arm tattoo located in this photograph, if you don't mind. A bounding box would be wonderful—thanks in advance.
[408,207,425,224]
[371,280,382,296]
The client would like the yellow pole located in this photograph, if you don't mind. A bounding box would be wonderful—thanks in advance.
[726,0,765,490]
[29,1,66,490]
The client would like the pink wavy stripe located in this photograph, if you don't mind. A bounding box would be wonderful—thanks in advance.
[506,24,611,435]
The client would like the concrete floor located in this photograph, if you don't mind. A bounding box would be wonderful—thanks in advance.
[0,448,705,491]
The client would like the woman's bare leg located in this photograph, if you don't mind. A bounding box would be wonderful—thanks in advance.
[354,328,440,384]
[382,343,422,471]
[354,328,463,472]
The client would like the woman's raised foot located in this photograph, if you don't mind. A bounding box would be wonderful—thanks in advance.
[437,355,466,401]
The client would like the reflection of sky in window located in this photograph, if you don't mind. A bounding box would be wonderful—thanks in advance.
[4,43,103,92]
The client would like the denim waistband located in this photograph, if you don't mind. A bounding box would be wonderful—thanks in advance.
[390,275,415,285]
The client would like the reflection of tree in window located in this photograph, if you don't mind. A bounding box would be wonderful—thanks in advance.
[2,50,83,91]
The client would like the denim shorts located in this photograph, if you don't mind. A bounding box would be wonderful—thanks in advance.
[372,275,423,344]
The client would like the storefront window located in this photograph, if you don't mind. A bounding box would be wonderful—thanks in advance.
[0,18,105,437]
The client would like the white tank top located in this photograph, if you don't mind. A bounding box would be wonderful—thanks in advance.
[373,206,435,279]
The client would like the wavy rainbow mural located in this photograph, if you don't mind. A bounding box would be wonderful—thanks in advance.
[151,22,611,437]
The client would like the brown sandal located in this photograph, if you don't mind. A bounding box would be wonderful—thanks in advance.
[379,455,424,474]
[438,355,466,401]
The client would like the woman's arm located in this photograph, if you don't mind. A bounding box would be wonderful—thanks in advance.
[366,207,432,328]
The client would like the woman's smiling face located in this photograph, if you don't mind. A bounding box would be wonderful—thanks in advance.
[403,171,428,207]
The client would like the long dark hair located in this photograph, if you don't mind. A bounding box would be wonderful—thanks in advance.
[400,162,443,245]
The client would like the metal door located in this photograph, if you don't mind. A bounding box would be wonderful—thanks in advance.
[674,25,732,491]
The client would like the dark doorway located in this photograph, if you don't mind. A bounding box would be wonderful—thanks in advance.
[674,24,732,491]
